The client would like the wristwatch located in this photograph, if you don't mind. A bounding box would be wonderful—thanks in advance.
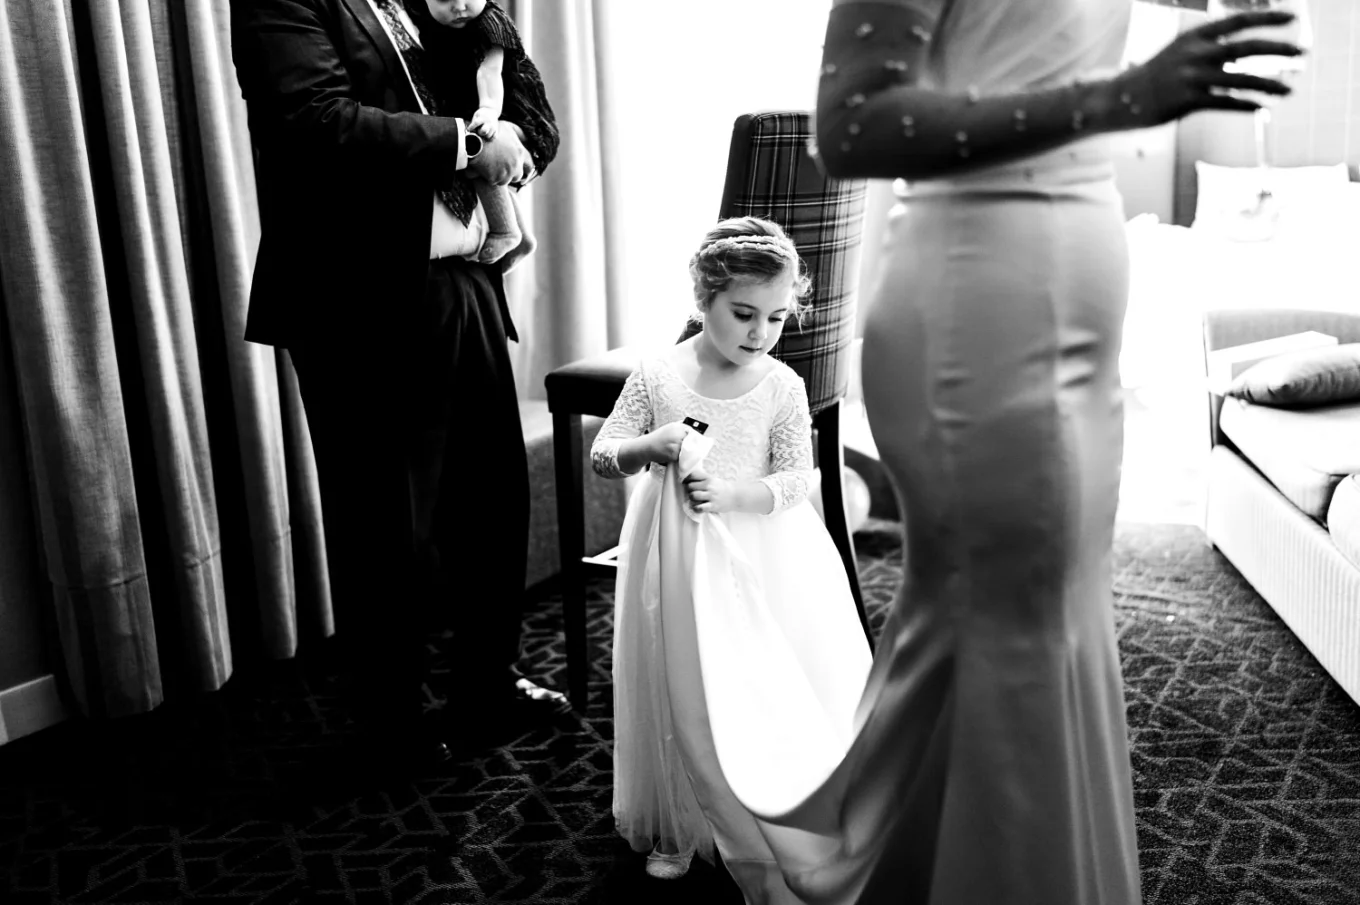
[464,129,483,161]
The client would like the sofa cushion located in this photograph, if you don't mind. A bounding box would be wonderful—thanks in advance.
[1328,475,1360,571]
[1219,398,1360,520]
[1226,343,1360,408]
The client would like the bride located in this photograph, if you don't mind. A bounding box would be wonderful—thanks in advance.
[685,2,1304,903]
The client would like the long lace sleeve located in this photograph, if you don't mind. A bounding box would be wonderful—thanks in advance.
[760,373,815,514]
[591,365,653,479]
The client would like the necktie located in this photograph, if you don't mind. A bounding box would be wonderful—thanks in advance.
[372,0,477,225]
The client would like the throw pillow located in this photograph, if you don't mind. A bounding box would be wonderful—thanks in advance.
[1226,343,1360,407]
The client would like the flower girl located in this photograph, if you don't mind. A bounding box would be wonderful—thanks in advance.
[591,217,873,899]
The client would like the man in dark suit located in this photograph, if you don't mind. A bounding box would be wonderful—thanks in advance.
[230,0,568,770]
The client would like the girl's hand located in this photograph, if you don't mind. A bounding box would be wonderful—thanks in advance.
[648,422,690,465]
[683,469,736,515]
[1113,10,1304,126]
[469,107,499,139]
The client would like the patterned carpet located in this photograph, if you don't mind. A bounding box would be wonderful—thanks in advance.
[2,520,1358,904]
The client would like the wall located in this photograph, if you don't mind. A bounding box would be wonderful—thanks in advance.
[598,0,830,351]
[1175,0,1360,224]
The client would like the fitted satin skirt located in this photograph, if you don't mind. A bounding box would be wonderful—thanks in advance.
[841,159,1142,905]
[715,157,1143,905]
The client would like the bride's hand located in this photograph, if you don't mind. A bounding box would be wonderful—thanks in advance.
[1113,10,1304,126]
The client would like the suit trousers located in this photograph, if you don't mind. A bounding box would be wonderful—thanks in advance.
[289,256,530,734]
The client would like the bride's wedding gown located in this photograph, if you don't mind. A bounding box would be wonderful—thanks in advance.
[688,0,1146,903]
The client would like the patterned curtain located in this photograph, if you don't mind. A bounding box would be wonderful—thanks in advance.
[0,0,331,720]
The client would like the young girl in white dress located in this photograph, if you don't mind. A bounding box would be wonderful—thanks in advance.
[591,217,874,899]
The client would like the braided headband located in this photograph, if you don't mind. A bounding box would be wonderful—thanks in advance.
[699,234,799,259]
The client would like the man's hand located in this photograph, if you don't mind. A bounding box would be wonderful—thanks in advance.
[468,121,535,186]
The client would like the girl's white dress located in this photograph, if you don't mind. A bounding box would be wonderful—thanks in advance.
[592,356,873,904]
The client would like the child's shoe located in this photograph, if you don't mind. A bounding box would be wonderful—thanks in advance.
[645,846,693,880]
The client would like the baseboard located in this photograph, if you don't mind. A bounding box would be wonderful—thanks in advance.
[0,674,69,747]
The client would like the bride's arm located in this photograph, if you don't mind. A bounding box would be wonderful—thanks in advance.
[815,0,1302,181]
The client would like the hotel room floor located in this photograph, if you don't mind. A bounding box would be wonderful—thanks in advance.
[3,518,1358,904]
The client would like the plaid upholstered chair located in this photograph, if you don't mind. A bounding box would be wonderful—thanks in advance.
[545,112,871,709]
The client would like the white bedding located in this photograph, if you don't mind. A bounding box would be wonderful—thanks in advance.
[1120,202,1360,390]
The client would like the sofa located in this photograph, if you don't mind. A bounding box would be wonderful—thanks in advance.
[1202,308,1360,708]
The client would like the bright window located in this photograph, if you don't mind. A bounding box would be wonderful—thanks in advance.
[599,1,1182,348]
[599,0,831,347]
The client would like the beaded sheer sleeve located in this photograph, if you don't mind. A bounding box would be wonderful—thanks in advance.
[591,365,654,479]
[814,0,1141,181]
[760,372,815,515]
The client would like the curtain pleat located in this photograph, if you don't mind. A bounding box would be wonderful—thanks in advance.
[155,0,269,667]
[83,0,232,695]
[0,0,160,718]
[587,2,629,351]
[504,0,625,399]
[0,0,332,719]
[181,0,299,660]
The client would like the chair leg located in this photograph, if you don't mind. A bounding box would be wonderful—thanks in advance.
[815,402,874,650]
[552,411,590,711]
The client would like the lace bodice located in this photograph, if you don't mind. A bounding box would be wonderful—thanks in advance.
[591,357,814,515]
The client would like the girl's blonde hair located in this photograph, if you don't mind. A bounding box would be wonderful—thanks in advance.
[688,217,813,326]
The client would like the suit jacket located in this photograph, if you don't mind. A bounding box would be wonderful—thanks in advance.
[230,0,554,347]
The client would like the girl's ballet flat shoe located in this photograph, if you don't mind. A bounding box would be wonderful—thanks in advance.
[645,850,693,880]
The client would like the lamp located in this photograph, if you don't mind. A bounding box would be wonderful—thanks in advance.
[1205,0,1314,238]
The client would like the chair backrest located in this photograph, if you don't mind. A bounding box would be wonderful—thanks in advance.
[679,112,868,417]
